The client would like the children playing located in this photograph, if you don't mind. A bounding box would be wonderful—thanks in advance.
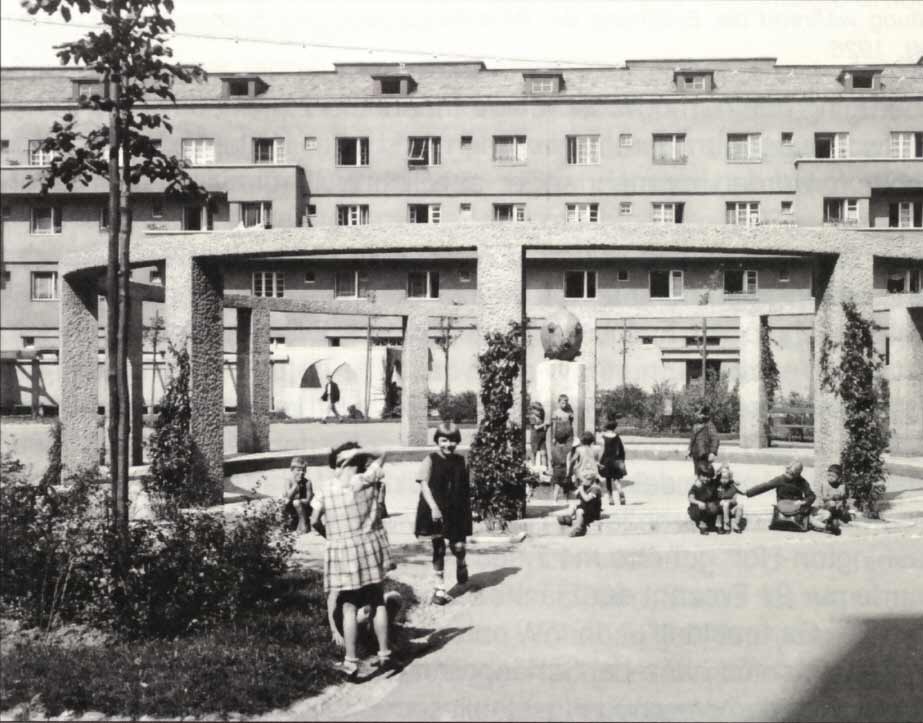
[310,442,395,680]
[810,463,849,535]
[558,458,603,537]
[715,463,747,534]
[598,419,627,506]
[414,422,472,606]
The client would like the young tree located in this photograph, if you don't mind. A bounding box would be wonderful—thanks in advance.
[143,308,165,412]
[434,315,462,400]
[25,0,207,555]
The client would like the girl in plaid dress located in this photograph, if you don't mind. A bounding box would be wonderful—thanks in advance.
[311,442,394,678]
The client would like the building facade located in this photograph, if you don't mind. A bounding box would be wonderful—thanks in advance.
[1,58,921,416]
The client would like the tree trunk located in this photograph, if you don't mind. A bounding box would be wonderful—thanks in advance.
[443,318,451,399]
[116,139,132,538]
[106,72,121,528]
[701,317,708,382]
[621,318,628,388]
[150,315,159,414]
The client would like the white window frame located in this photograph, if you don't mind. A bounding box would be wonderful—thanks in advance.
[30,206,61,235]
[407,136,441,168]
[781,200,794,216]
[30,271,58,301]
[459,202,472,218]
[724,269,759,297]
[269,337,286,354]
[181,138,215,165]
[781,132,794,146]
[566,202,599,223]
[823,198,859,225]
[890,131,923,159]
[617,269,630,283]
[618,133,633,148]
[815,132,850,159]
[530,77,556,94]
[252,271,284,298]
[334,270,370,299]
[886,269,922,294]
[652,133,687,163]
[682,74,707,90]
[727,133,762,162]
[891,200,922,229]
[408,203,441,224]
[726,201,760,227]
[253,137,285,164]
[337,204,370,226]
[619,201,632,216]
[28,140,55,166]
[563,270,597,299]
[650,269,684,300]
[652,202,681,224]
[336,137,370,167]
[493,203,526,223]
[241,201,272,228]
[407,270,440,299]
[303,136,318,151]
[492,135,527,164]
[566,135,601,165]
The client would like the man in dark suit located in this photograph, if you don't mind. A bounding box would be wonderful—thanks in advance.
[321,374,342,422]
[688,405,720,479]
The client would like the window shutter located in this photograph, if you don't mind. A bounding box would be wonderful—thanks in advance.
[889,203,900,228]
[675,204,684,223]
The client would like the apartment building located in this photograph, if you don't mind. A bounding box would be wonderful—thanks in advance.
[1,57,921,414]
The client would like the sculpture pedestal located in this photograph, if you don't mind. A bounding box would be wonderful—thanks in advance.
[535,359,586,439]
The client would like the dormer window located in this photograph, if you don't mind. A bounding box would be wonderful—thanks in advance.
[221,75,268,99]
[72,79,104,101]
[523,72,563,95]
[674,70,714,92]
[838,68,882,91]
[373,74,416,96]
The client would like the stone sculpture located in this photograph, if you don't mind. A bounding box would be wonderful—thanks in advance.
[540,308,583,361]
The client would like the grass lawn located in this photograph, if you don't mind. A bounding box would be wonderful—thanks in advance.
[0,569,344,719]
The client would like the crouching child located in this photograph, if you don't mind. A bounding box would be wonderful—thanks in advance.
[715,464,747,534]
[810,463,849,535]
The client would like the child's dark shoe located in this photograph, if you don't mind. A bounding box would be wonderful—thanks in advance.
[737,518,748,533]
[431,589,452,606]
[557,513,573,527]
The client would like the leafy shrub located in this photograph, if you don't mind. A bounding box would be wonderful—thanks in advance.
[596,384,649,427]
[143,344,210,513]
[429,390,478,423]
[820,301,888,517]
[1,458,295,636]
[672,371,740,433]
[468,322,535,528]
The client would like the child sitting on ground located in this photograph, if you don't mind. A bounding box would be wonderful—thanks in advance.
[715,463,747,534]
[810,463,848,535]
[558,466,603,537]
[598,419,627,506]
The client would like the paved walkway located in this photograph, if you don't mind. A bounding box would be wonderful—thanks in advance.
[276,525,923,722]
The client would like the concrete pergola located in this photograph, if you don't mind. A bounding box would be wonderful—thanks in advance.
[59,224,923,503]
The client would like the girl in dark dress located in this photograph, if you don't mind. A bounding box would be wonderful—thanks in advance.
[598,419,627,506]
[414,422,472,605]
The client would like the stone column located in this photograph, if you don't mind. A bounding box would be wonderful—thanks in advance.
[578,315,597,434]
[236,303,271,453]
[738,314,768,449]
[164,254,225,504]
[889,305,923,456]
[401,312,429,446]
[127,298,144,465]
[813,249,874,476]
[59,274,100,473]
[477,239,525,425]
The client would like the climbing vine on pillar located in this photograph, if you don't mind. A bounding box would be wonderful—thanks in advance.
[468,321,536,528]
[819,302,888,518]
[760,319,780,406]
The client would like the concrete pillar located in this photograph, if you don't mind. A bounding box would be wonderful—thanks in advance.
[739,314,768,449]
[813,250,874,476]
[128,298,144,465]
[401,312,429,446]
[476,239,525,425]
[579,315,597,433]
[164,254,225,504]
[59,274,100,473]
[236,303,271,453]
[889,305,923,456]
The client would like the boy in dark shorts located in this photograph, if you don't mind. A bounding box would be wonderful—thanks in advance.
[688,474,719,535]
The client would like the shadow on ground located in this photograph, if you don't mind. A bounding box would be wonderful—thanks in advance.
[448,565,521,599]
[778,615,923,722]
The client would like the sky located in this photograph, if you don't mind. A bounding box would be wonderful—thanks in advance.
[1,0,921,72]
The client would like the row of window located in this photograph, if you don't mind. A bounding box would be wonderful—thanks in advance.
[18,200,923,232]
[16,265,922,303]
[8,131,921,168]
